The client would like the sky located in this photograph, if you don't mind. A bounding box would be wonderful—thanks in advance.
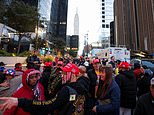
[67,0,100,55]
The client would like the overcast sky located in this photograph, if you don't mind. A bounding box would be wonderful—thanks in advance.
[67,0,100,55]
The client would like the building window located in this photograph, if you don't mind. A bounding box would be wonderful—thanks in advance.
[106,24,109,28]
[102,15,105,18]
[102,7,105,10]
[102,3,105,6]
[102,11,105,14]
[102,0,105,2]
[102,20,105,22]
[102,24,105,28]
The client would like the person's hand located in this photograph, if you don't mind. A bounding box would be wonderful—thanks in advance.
[0,81,10,87]
[0,97,18,111]
[92,106,97,113]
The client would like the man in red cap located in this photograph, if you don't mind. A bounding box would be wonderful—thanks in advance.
[0,63,90,115]
[115,61,137,115]
[61,63,79,84]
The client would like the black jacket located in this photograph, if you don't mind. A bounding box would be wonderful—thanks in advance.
[134,93,154,115]
[115,70,137,109]
[18,76,90,115]
[137,74,153,97]
[87,69,97,99]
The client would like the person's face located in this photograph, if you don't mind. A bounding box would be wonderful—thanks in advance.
[62,72,67,84]
[57,64,62,68]
[70,74,77,82]
[112,57,115,61]
[6,75,13,80]
[28,74,39,86]
[150,85,154,97]
[100,69,106,81]
[93,63,100,71]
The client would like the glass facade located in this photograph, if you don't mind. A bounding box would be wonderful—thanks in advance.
[39,0,51,21]
[22,0,38,7]
[49,0,68,41]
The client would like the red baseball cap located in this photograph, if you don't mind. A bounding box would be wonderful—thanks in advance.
[118,61,131,69]
[44,62,52,67]
[61,63,79,75]
[93,59,100,64]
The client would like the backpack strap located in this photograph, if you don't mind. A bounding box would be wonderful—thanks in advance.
[66,86,78,101]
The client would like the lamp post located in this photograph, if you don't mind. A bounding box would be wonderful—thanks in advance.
[85,32,89,57]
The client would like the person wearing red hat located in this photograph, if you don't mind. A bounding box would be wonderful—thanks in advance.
[61,63,79,84]
[3,69,45,115]
[40,61,63,100]
[84,58,101,115]
[0,65,90,115]
[115,61,137,115]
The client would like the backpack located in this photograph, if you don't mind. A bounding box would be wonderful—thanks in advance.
[67,86,85,115]
[48,68,62,98]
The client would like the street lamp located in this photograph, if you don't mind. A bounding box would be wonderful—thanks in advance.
[86,33,88,56]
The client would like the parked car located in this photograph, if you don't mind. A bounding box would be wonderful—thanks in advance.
[130,59,154,72]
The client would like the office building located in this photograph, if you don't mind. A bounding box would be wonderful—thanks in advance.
[114,0,154,53]
[110,21,115,46]
[99,0,114,40]
[48,0,68,42]
[39,0,51,21]
[22,0,38,7]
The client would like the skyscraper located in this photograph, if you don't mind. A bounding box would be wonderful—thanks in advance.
[39,0,51,21]
[74,8,79,35]
[114,0,154,53]
[22,0,38,7]
[99,0,114,40]
[48,0,68,42]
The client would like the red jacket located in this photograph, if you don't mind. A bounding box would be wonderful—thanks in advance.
[3,69,45,115]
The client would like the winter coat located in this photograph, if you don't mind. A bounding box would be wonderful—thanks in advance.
[115,70,137,109]
[3,69,45,115]
[17,76,90,115]
[84,68,98,115]
[87,69,97,99]
[137,73,153,97]
[134,93,154,115]
[96,79,120,115]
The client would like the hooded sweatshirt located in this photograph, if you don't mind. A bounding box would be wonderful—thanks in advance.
[3,69,45,115]
[115,70,137,109]
[17,76,90,115]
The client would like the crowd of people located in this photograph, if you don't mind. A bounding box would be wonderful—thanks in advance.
[0,53,154,115]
